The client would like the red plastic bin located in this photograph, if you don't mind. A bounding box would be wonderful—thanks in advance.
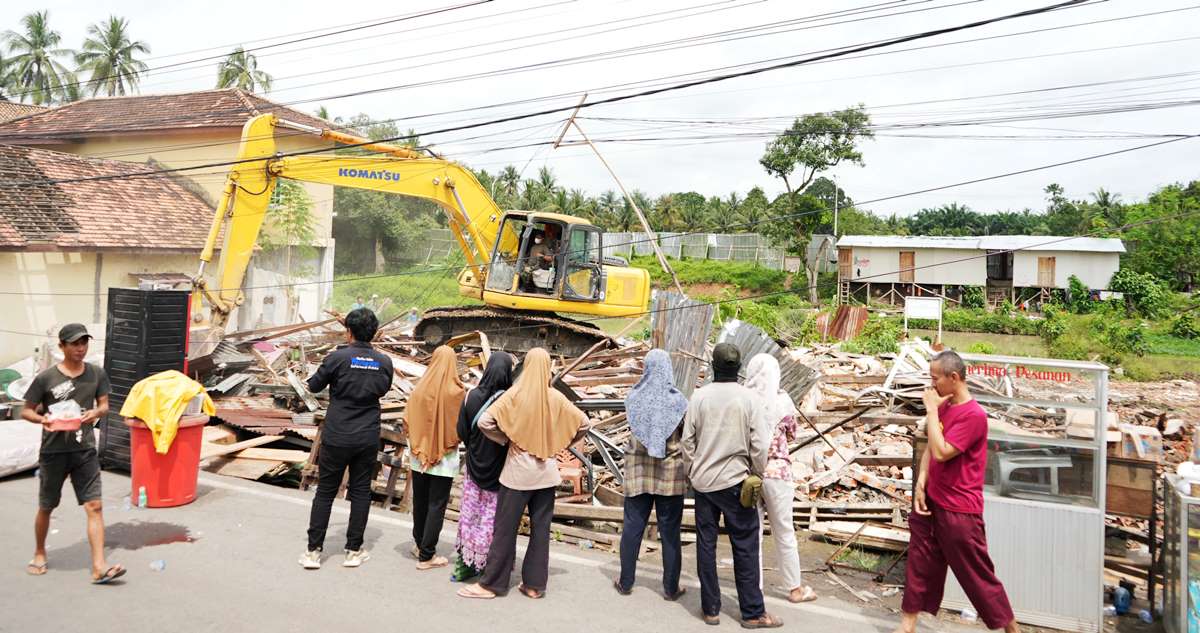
[124,415,208,508]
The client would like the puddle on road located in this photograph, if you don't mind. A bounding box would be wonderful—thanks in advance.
[105,521,199,550]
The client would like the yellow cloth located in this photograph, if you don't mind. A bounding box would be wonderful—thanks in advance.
[119,370,215,454]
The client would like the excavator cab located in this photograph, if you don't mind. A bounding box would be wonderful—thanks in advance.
[484,212,604,303]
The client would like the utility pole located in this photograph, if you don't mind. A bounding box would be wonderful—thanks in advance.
[832,176,839,237]
[554,94,686,296]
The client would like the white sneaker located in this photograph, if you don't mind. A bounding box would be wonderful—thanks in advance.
[299,549,321,570]
[343,549,370,568]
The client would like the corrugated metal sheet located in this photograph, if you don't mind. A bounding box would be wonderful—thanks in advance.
[713,319,819,405]
[815,305,868,341]
[837,234,1125,253]
[650,291,714,397]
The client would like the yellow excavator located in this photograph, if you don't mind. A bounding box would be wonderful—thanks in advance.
[192,114,651,356]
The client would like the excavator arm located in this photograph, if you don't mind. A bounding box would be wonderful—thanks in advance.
[194,114,504,331]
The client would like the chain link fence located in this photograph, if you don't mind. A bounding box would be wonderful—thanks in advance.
[421,229,785,269]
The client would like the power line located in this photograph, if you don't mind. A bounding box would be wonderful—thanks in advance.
[0,0,1105,190]
[5,131,1191,299]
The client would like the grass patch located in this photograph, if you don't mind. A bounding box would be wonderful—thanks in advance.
[1145,333,1200,357]
[332,259,479,321]
[629,255,792,294]
[832,547,896,572]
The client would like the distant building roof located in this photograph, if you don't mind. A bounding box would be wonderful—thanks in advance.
[0,144,217,251]
[0,99,47,124]
[0,88,334,141]
[836,234,1125,253]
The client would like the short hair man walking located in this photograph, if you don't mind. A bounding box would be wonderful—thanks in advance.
[22,324,125,584]
[896,350,1018,633]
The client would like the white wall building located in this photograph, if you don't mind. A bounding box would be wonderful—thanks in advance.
[835,235,1125,305]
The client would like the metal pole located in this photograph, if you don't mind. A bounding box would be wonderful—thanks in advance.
[553,95,686,296]
[833,176,839,237]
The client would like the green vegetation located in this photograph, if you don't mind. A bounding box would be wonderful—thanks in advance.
[842,316,902,355]
[330,258,479,321]
[629,255,792,295]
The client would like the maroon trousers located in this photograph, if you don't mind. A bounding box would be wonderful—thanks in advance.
[902,501,1015,630]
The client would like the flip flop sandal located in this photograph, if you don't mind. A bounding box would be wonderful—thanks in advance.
[740,614,784,629]
[456,584,496,600]
[613,579,632,596]
[417,556,449,570]
[26,560,47,576]
[92,565,126,585]
[789,586,818,603]
[663,587,687,601]
[518,583,545,599]
[702,615,720,626]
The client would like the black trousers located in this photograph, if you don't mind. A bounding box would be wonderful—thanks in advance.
[479,485,555,593]
[618,493,684,595]
[410,470,453,562]
[695,485,765,620]
[306,443,376,552]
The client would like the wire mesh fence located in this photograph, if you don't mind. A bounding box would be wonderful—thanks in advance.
[421,229,785,269]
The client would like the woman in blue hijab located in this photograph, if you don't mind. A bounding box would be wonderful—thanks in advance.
[614,349,689,600]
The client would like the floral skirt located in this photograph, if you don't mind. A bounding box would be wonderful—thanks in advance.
[455,474,499,570]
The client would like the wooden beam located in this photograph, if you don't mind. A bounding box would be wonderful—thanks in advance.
[200,434,283,460]
[227,447,310,462]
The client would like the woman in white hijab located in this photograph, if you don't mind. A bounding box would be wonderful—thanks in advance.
[744,353,817,603]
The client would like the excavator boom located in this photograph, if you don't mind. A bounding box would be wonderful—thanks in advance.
[194,114,650,355]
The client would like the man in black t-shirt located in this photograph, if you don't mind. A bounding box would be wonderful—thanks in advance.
[21,323,126,584]
[300,308,393,570]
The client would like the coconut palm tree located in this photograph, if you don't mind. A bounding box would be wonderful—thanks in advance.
[216,46,272,92]
[3,11,76,105]
[75,16,150,97]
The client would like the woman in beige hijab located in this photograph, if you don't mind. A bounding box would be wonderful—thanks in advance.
[457,348,589,600]
[404,346,465,570]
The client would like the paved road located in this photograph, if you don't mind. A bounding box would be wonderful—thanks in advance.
[0,470,973,632]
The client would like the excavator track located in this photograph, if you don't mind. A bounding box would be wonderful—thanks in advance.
[414,306,615,357]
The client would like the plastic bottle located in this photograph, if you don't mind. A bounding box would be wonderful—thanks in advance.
[122,496,132,511]
[1112,586,1132,615]
[960,607,978,622]
[137,486,147,509]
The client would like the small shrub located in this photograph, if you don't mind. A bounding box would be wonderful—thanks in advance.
[1039,305,1068,343]
[961,286,986,310]
[842,317,902,355]
[1171,314,1200,340]
[1109,269,1172,319]
[1067,274,1092,314]
[999,299,1015,315]
[967,341,996,354]
[776,309,819,347]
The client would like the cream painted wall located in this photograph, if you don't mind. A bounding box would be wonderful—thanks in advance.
[56,129,335,245]
[847,246,987,285]
[0,251,201,366]
[1012,250,1120,289]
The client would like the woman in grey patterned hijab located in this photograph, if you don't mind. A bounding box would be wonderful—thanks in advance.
[626,349,689,458]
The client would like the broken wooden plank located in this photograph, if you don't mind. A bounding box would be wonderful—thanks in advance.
[200,434,283,460]
[286,369,320,412]
[228,447,310,462]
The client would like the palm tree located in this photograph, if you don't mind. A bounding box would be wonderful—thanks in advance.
[3,11,76,105]
[75,16,150,97]
[216,46,272,92]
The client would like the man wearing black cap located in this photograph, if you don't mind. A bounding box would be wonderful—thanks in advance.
[21,323,125,584]
[681,343,780,628]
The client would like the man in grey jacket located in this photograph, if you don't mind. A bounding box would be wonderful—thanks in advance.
[682,343,781,628]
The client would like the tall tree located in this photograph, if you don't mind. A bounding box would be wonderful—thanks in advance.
[737,187,770,230]
[216,46,273,92]
[3,11,76,105]
[759,106,873,206]
[75,16,150,97]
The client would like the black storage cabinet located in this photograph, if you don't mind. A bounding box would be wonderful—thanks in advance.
[98,288,190,470]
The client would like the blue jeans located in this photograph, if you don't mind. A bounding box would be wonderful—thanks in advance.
[618,493,684,595]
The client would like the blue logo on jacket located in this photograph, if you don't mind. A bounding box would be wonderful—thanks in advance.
[350,356,381,371]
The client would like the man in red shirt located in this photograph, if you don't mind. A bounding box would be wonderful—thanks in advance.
[895,350,1018,633]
